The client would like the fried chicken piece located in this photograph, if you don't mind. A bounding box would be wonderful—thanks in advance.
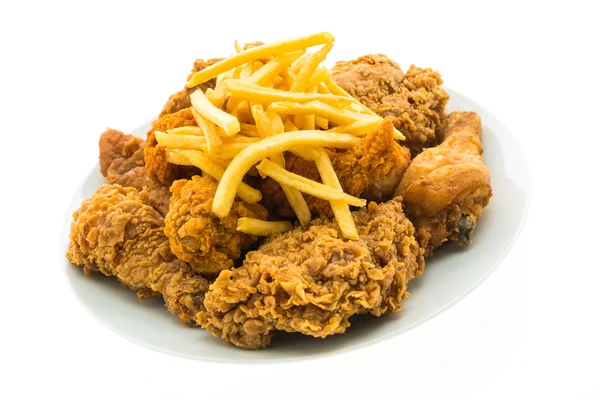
[159,58,222,117]
[164,176,268,276]
[395,111,492,256]
[99,129,172,215]
[261,119,411,218]
[66,184,210,325]
[144,107,199,185]
[332,54,449,156]
[198,198,425,349]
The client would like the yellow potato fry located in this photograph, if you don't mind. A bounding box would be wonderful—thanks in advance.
[294,114,315,130]
[251,104,273,138]
[328,118,383,136]
[308,68,331,88]
[315,116,329,130]
[188,32,334,87]
[168,149,261,204]
[269,101,374,125]
[217,69,235,86]
[267,109,285,135]
[190,90,240,136]
[256,159,366,207]
[223,79,352,106]
[155,131,206,149]
[270,152,312,226]
[283,119,298,132]
[240,123,260,137]
[234,40,243,53]
[191,107,223,154]
[196,142,254,159]
[313,148,358,240]
[166,126,204,136]
[288,146,320,161]
[290,42,333,92]
[247,51,304,86]
[239,62,254,81]
[236,218,293,236]
[166,150,194,166]
[212,131,359,217]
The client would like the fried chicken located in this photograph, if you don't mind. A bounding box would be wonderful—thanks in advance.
[395,111,492,256]
[159,58,222,117]
[99,129,172,215]
[261,119,411,218]
[66,184,210,325]
[164,176,268,276]
[144,107,199,185]
[332,54,449,156]
[198,198,425,349]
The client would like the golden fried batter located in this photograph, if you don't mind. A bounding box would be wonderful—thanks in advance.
[144,108,198,185]
[164,176,268,276]
[66,184,209,325]
[332,55,449,156]
[198,199,424,349]
[395,111,492,256]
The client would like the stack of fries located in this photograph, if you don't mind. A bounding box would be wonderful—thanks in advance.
[155,32,404,240]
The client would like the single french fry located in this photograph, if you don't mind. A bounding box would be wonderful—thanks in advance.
[267,109,285,135]
[315,116,329,130]
[196,142,254,159]
[290,42,333,92]
[166,126,204,136]
[234,40,243,53]
[168,149,261,204]
[223,79,352,106]
[313,148,359,240]
[250,104,272,138]
[236,218,293,236]
[212,131,359,217]
[328,118,383,136]
[240,123,260,137]
[308,68,331,88]
[270,152,312,226]
[269,100,375,126]
[190,90,240,136]
[256,159,366,207]
[187,32,334,87]
[283,119,298,132]
[155,131,206,149]
[191,107,223,154]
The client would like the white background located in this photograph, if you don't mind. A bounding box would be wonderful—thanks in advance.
[1,0,598,398]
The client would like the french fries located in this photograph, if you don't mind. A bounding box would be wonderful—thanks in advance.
[158,32,393,238]
[187,32,334,87]
[236,218,293,236]
[256,159,366,207]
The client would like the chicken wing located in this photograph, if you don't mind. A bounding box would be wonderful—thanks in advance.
[332,54,449,156]
[66,184,209,325]
[99,129,171,215]
[164,176,268,276]
[395,111,492,256]
[198,198,424,349]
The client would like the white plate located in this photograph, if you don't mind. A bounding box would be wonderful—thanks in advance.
[62,89,531,362]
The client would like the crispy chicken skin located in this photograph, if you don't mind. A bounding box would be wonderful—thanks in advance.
[66,184,210,325]
[99,129,171,215]
[144,108,198,185]
[198,199,424,349]
[395,111,492,256]
[332,54,449,156]
[164,176,268,276]
[159,58,221,117]
[261,119,411,218]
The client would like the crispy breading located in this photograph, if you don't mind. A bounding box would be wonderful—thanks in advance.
[144,108,199,185]
[198,198,424,349]
[395,111,492,256]
[66,184,209,325]
[164,176,268,276]
[332,55,449,156]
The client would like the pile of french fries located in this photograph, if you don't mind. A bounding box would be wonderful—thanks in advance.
[155,32,404,240]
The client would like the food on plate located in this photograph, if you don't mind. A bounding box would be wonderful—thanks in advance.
[164,176,268,276]
[332,54,449,156]
[395,111,492,256]
[66,32,493,349]
[198,199,424,349]
[66,184,209,325]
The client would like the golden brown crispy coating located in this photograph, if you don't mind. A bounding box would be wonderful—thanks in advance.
[159,58,222,117]
[99,129,171,215]
[198,199,424,349]
[395,111,492,256]
[260,119,411,218]
[66,184,209,325]
[332,55,449,156]
[144,108,199,185]
[164,176,268,276]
